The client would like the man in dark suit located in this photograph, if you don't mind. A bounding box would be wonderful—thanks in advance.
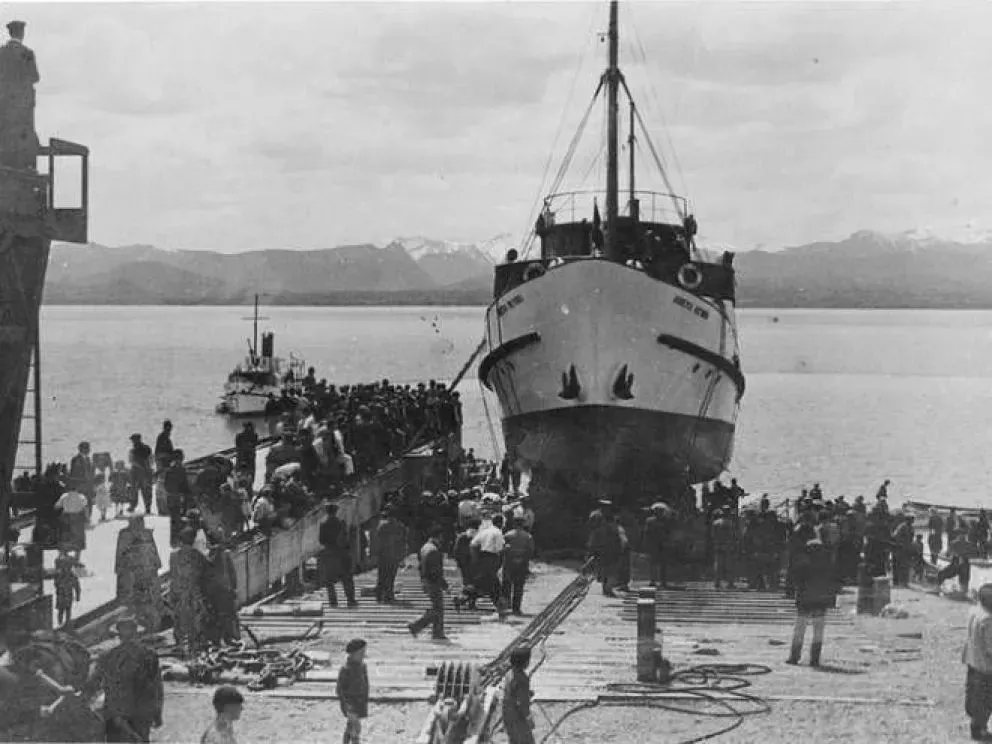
[0,20,39,170]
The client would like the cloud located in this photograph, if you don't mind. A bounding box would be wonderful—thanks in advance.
[8,1,992,252]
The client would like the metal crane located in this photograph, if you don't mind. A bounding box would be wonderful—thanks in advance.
[0,20,90,636]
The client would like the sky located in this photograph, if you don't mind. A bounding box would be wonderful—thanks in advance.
[12,0,992,253]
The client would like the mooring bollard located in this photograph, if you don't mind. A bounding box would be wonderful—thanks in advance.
[856,561,874,615]
[636,592,657,682]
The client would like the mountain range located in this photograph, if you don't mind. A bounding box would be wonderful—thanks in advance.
[42,229,992,308]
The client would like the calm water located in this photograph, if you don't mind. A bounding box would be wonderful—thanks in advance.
[18,306,992,508]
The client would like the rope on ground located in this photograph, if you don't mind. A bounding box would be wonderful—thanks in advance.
[538,663,773,744]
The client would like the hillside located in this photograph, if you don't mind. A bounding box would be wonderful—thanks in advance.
[42,230,992,308]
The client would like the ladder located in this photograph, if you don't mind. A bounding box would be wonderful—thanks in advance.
[15,325,43,482]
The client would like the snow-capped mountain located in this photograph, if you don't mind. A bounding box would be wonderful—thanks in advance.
[385,234,519,286]
[387,233,518,264]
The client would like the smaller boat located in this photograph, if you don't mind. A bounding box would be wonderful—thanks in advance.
[216,295,298,416]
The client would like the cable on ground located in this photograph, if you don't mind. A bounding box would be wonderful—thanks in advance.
[539,663,773,744]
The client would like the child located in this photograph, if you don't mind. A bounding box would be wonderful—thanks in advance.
[200,685,244,744]
[54,549,81,626]
[502,646,535,744]
[109,461,131,519]
[93,469,112,523]
[335,638,369,744]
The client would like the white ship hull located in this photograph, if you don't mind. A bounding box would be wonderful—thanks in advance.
[219,385,278,416]
[481,259,742,497]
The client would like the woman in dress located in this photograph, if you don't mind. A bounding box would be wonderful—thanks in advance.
[168,527,210,656]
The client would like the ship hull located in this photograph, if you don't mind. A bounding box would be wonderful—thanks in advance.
[218,386,279,416]
[503,404,734,494]
[482,258,741,500]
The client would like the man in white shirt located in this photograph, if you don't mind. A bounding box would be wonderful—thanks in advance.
[470,515,506,612]
[964,584,992,741]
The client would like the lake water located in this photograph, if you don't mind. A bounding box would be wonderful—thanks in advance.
[18,306,992,509]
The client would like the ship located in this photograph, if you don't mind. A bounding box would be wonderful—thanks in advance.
[479,0,745,505]
[216,294,304,416]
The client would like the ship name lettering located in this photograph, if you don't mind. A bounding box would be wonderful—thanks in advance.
[496,294,524,317]
[672,296,709,320]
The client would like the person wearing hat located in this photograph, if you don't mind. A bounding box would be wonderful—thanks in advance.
[927,508,945,564]
[501,516,535,615]
[408,525,449,640]
[513,495,535,534]
[319,502,357,608]
[83,615,164,742]
[0,19,39,171]
[163,449,191,547]
[128,434,154,515]
[710,508,736,590]
[121,514,163,633]
[963,585,992,740]
[234,421,259,484]
[54,482,88,557]
[68,441,95,523]
[265,429,300,481]
[200,685,244,744]
[374,507,407,603]
[784,508,818,598]
[502,645,535,743]
[786,538,838,667]
[335,639,369,744]
[641,503,670,589]
[153,421,175,512]
[169,527,210,655]
[586,506,622,597]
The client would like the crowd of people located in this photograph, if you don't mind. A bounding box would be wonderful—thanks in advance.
[579,477,968,599]
[4,374,466,646]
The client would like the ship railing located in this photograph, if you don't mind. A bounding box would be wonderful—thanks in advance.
[542,189,688,226]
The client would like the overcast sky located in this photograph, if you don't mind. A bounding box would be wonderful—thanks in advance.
[13,1,992,252]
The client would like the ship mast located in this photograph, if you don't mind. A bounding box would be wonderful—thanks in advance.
[628,101,637,221]
[604,1,621,260]
[252,293,259,357]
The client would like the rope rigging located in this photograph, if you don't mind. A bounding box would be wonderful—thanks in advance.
[448,338,486,393]
[622,78,685,222]
[625,6,688,199]
[522,78,605,259]
[478,379,503,462]
[520,5,700,263]
[518,4,604,258]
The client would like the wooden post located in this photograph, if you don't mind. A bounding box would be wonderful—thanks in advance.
[872,576,891,615]
[636,594,657,682]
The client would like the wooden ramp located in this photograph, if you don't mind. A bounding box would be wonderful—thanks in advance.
[618,582,854,626]
[224,567,861,702]
[237,562,580,698]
